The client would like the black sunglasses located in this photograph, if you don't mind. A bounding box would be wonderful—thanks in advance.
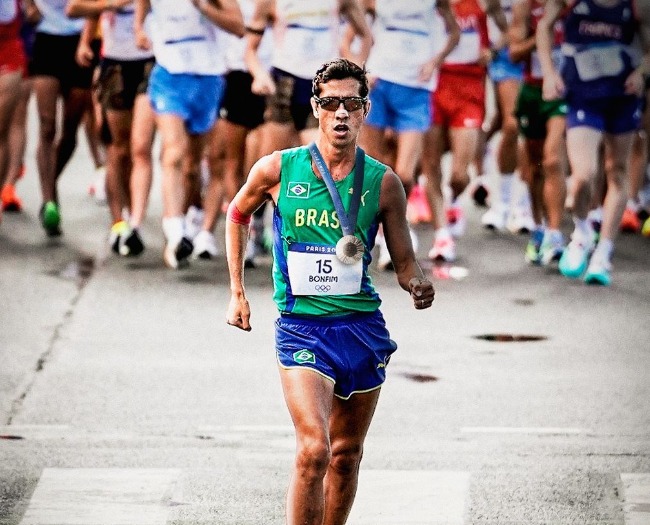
[313,96,367,112]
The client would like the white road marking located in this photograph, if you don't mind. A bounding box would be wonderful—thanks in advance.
[461,427,590,435]
[622,473,650,525]
[347,470,470,525]
[19,468,180,525]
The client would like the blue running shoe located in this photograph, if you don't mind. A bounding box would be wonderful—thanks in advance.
[559,233,592,279]
[584,252,612,286]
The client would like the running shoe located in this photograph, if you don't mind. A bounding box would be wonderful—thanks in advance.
[524,228,545,265]
[428,236,456,262]
[244,238,258,268]
[506,204,535,234]
[446,206,466,238]
[619,207,641,233]
[109,220,130,255]
[538,230,565,266]
[1,184,22,212]
[642,216,650,237]
[163,236,193,269]
[558,232,593,279]
[40,201,62,237]
[192,230,219,259]
[184,205,204,240]
[406,183,432,224]
[584,251,612,286]
[481,203,509,231]
[471,182,489,207]
[121,227,145,257]
[376,234,393,271]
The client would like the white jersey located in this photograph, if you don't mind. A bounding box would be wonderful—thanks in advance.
[224,0,272,72]
[34,0,84,35]
[148,0,227,75]
[271,0,339,80]
[366,0,440,90]
[101,3,154,61]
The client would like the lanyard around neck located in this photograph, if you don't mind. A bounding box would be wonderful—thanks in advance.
[308,143,365,237]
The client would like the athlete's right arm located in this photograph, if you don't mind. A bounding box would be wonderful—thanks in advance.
[535,0,566,100]
[225,153,282,332]
[245,0,275,96]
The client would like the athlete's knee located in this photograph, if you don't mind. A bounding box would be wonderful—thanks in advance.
[39,117,57,144]
[160,142,186,171]
[542,153,563,177]
[295,436,331,479]
[329,442,363,478]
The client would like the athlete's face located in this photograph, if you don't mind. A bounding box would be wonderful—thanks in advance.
[311,78,369,149]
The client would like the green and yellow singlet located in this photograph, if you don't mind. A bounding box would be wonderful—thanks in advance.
[272,146,386,317]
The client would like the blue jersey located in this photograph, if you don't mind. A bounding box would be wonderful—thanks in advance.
[561,0,640,100]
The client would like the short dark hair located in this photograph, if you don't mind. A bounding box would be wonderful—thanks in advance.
[312,58,369,98]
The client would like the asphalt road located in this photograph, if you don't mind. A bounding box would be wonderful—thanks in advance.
[1,105,649,524]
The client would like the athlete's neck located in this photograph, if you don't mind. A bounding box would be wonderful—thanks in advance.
[313,140,357,181]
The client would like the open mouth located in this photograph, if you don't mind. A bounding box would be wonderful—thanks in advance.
[334,124,349,133]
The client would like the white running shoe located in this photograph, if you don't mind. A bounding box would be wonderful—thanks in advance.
[192,230,219,259]
[481,203,509,231]
[538,231,565,266]
[184,205,204,240]
[584,250,612,286]
[506,205,535,234]
[164,237,193,269]
[376,233,392,271]
[446,206,466,238]
[428,236,456,262]
[558,232,593,279]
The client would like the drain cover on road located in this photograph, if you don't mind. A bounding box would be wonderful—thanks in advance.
[473,334,547,342]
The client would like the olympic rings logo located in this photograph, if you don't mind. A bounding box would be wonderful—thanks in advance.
[314,285,331,293]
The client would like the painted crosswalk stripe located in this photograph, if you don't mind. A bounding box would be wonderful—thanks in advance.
[19,468,180,525]
[461,427,589,435]
[622,473,650,525]
[346,470,470,525]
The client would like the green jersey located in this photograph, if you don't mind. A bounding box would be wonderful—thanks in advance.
[272,145,385,317]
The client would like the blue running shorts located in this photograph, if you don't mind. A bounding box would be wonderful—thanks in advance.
[366,78,431,133]
[566,95,642,134]
[148,64,225,134]
[488,48,524,83]
[275,310,398,400]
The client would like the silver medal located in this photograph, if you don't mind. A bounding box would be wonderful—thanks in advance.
[336,235,364,264]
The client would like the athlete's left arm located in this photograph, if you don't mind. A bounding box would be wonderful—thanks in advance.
[191,0,245,38]
[627,1,650,96]
[419,0,460,82]
[379,168,435,310]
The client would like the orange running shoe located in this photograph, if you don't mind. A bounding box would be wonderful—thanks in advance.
[1,184,23,212]
[619,207,641,233]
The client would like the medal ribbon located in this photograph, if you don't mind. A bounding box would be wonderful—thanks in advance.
[308,142,365,237]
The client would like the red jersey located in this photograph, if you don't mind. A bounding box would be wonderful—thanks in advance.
[442,0,490,77]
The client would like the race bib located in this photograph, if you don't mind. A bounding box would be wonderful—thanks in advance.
[574,45,624,82]
[287,242,362,296]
